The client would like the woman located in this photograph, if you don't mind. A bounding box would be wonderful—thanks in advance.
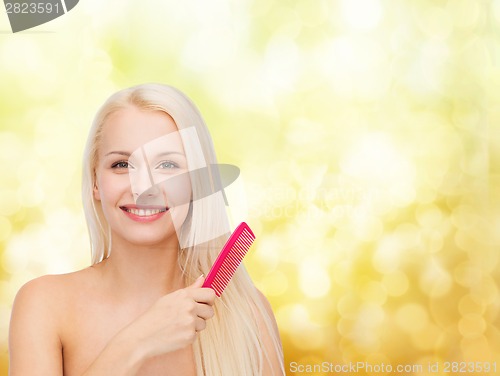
[9,84,284,375]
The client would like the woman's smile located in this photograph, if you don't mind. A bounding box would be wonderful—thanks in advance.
[120,204,169,222]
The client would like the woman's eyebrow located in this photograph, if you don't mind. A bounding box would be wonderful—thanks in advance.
[105,151,131,157]
[155,151,186,157]
[104,150,186,158]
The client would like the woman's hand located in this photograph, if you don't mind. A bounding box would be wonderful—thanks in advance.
[121,275,216,358]
[80,275,216,375]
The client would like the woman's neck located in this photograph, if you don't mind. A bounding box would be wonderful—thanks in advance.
[93,236,185,306]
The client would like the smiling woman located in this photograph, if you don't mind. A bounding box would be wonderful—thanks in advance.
[8,84,285,376]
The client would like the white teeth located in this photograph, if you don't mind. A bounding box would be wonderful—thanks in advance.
[126,208,166,217]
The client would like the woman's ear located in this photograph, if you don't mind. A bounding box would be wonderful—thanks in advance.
[93,182,101,201]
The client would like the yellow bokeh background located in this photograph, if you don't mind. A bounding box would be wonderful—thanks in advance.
[1,0,500,375]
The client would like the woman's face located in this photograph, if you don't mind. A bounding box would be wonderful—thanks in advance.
[94,106,192,249]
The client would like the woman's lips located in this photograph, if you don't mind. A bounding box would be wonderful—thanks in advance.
[120,205,169,223]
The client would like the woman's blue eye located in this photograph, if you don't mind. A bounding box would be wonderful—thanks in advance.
[158,161,178,169]
[112,161,129,169]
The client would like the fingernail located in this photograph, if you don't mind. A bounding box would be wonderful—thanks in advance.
[197,274,204,279]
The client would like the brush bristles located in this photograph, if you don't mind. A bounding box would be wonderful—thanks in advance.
[211,229,255,296]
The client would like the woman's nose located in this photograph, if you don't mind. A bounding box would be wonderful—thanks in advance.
[130,167,157,198]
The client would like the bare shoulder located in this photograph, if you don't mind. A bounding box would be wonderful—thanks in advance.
[254,288,281,337]
[13,269,92,311]
[13,274,66,322]
[255,288,276,318]
[16,273,71,299]
[254,288,285,376]
[9,269,94,375]
[12,268,97,330]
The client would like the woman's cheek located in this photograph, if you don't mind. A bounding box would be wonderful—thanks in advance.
[98,171,131,203]
[161,173,192,208]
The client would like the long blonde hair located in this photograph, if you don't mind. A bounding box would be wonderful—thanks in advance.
[82,83,284,375]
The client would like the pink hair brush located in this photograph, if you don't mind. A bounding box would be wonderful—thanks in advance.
[202,222,255,297]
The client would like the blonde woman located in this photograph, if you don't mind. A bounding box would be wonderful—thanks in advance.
[9,84,284,375]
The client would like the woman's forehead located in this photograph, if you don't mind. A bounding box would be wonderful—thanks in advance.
[100,107,182,153]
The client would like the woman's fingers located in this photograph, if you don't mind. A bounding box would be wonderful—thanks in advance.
[187,275,205,289]
[190,287,216,306]
[195,302,214,320]
[195,317,207,332]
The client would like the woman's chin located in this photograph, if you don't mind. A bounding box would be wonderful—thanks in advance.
[113,228,179,249]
